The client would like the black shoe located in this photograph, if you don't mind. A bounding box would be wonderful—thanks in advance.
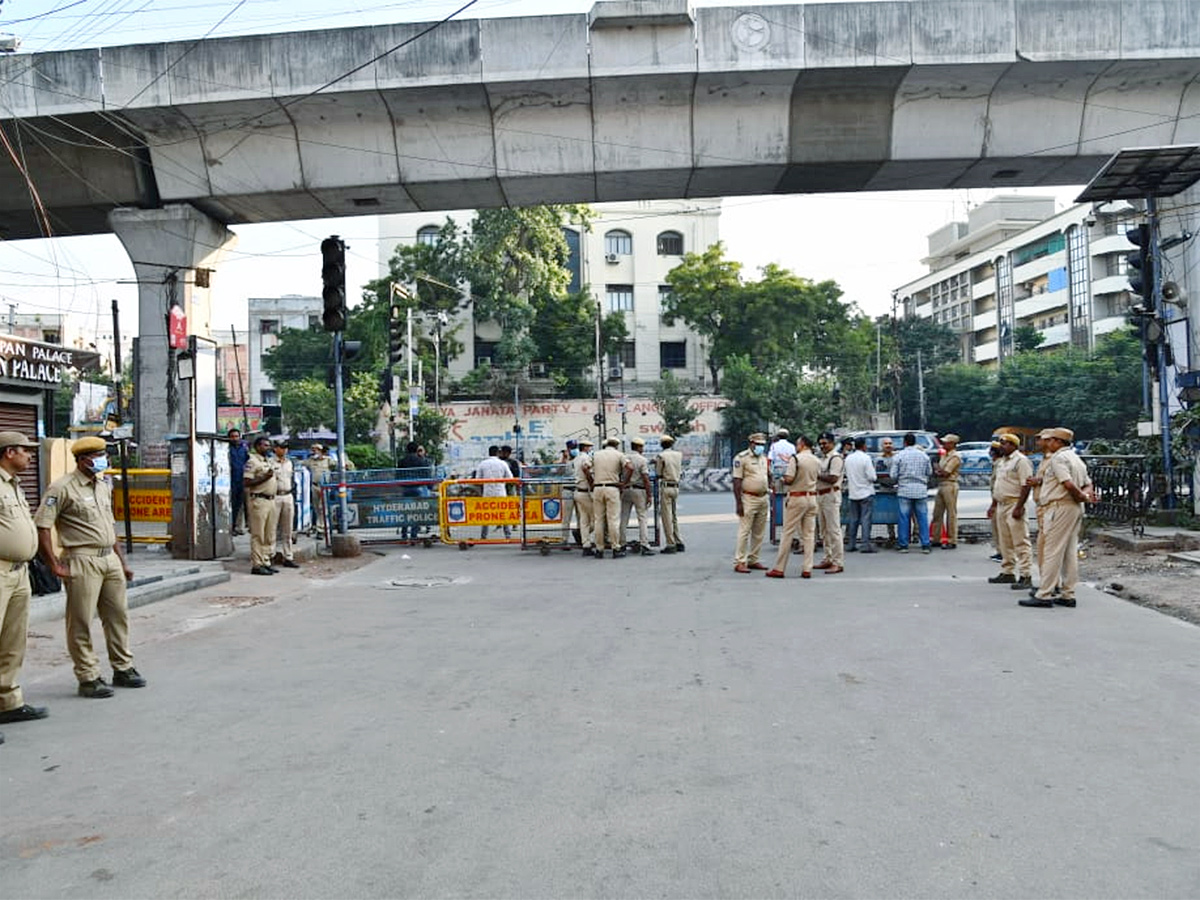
[251,566,273,575]
[640,547,655,556]
[989,552,1003,561]
[78,678,114,698]
[988,573,1016,584]
[0,704,49,724]
[1019,596,1054,608]
[0,731,4,744]
[581,547,595,557]
[1053,596,1077,608]
[595,549,606,559]
[112,667,147,688]
[280,559,300,568]
[947,544,957,549]
[266,566,279,574]
[675,543,685,552]
[612,549,627,559]
[847,546,858,552]
[1010,576,1033,589]
[659,545,677,554]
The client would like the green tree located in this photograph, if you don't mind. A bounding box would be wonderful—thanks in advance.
[652,370,701,437]
[662,242,744,390]
[1013,323,1046,353]
[887,316,961,428]
[528,289,628,395]
[278,378,334,438]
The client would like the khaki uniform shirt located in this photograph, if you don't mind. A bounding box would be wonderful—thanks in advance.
[0,467,38,562]
[627,451,651,489]
[784,449,821,493]
[572,453,592,491]
[820,450,845,490]
[304,455,331,484]
[655,449,683,484]
[732,449,770,494]
[992,450,1032,501]
[589,447,628,486]
[1041,447,1089,504]
[939,450,961,483]
[244,452,277,498]
[274,456,295,495]
[34,469,117,549]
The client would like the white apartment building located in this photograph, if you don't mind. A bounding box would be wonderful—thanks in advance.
[377,199,721,393]
[895,196,1138,366]
[247,295,322,406]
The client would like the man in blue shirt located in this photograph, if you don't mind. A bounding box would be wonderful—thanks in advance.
[888,432,933,553]
[227,428,250,535]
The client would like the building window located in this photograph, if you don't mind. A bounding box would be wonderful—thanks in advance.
[43,331,61,344]
[658,285,674,310]
[660,341,686,369]
[259,319,279,335]
[607,284,634,312]
[417,226,440,246]
[308,314,320,330]
[604,230,632,256]
[261,389,278,405]
[656,231,683,256]
[474,340,498,368]
[615,341,636,369]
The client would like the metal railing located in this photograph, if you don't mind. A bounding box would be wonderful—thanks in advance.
[1083,455,1194,535]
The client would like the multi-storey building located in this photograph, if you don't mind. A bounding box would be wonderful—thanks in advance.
[246,295,322,406]
[216,342,251,408]
[895,196,1138,366]
[377,199,721,393]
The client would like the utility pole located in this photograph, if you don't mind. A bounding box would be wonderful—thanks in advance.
[594,298,606,442]
[916,347,926,431]
[112,300,133,554]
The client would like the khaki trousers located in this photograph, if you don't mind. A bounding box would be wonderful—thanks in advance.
[249,494,279,568]
[620,488,650,546]
[592,485,622,550]
[575,491,595,548]
[561,489,576,542]
[818,491,844,567]
[772,495,818,574]
[64,553,132,683]
[932,482,959,545]
[1035,501,1084,599]
[735,493,769,565]
[660,485,681,546]
[994,499,1031,577]
[0,563,31,711]
[310,484,325,534]
[274,494,295,561]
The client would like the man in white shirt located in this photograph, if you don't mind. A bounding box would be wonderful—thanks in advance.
[843,436,878,553]
[475,445,513,539]
[767,428,796,471]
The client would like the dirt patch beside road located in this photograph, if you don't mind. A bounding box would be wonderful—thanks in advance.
[1081,536,1200,626]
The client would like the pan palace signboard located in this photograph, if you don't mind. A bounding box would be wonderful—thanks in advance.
[0,335,101,387]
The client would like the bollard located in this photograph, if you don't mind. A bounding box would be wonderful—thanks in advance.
[331,533,361,558]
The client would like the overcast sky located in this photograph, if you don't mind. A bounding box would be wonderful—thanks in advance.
[0,0,1086,346]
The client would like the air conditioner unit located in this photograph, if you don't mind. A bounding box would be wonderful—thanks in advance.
[608,365,624,380]
[529,362,548,378]
[605,253,619,264]
[475,356,492,368]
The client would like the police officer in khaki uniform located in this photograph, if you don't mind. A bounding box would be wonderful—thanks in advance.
[987,433,1033,586]
[303,443,332,536]
[272,441,299,568]
[814,431,845,574]
[732,432,770,573]
[654,435,684,553]
[586,438,633,559]
[1020,427,1093,609]
[766,434,821,578]
[35,436,144,699]
[620,437,655,555]
[573,438,596,556]
[0,432,49,734]
[244,435,280,576]
[932,433,962,548]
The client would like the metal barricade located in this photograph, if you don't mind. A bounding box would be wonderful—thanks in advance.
[438,477,523,548]
[519,464,574,554]
[111,468,172,544]
[321,466,446,546]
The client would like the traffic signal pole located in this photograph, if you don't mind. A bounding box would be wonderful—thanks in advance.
[1147,196,1176,509]
[333,332,350,534]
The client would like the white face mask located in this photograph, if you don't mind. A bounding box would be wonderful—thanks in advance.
[90,455,109,474]
[569,449,579,458]
[752,444,765,457]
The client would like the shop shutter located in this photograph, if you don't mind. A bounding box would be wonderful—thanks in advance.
[0,402,40,506]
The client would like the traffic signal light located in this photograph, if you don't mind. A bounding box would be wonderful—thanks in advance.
[1125,224,1152,301]
[321,236,347,332]
[389,303,404,366]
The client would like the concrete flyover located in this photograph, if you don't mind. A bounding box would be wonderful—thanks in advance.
[5,0,1200,238]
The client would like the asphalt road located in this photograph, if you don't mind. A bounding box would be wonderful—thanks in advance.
[2,493,1198,899]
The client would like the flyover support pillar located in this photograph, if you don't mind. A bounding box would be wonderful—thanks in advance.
[1165,183,1200,515]
[109,205,237,464]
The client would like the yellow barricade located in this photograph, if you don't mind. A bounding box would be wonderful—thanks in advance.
[111,468,172,544]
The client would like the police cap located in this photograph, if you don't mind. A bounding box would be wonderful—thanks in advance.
[71,436,108,456]
[0,431,37,451]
